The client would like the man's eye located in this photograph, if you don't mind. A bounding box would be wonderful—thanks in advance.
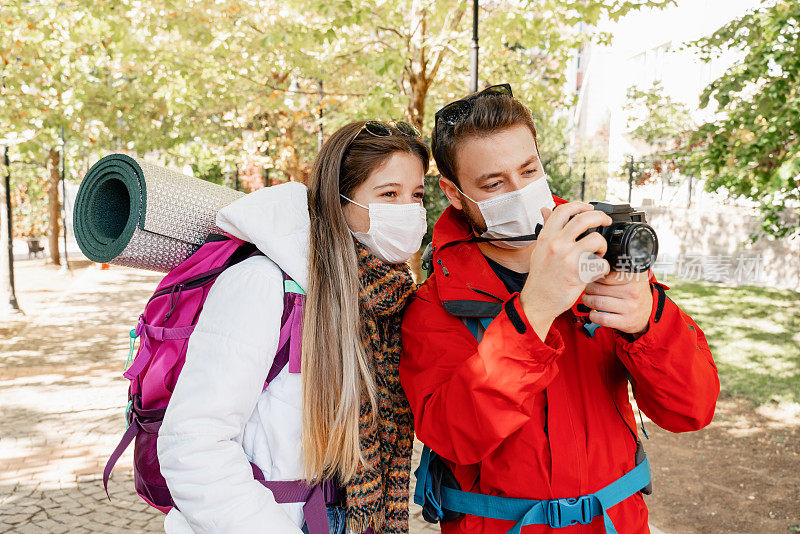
[524,169,537,175]
[413,192,425,200]
[485,181,502,190]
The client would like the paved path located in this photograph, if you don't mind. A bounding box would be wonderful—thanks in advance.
[0,263,665,533]
[1,265,165,532]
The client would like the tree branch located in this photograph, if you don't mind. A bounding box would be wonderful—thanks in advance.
[376,25,408,43]
[231,70,367,97]
[426,3,467,85]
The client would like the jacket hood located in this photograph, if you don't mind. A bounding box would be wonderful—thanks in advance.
[215,181,310,291]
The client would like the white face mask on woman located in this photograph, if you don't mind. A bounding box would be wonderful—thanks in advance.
[340,195,428,264]
[456,175,556,249]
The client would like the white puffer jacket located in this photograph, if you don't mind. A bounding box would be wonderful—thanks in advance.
[157,182,312,533]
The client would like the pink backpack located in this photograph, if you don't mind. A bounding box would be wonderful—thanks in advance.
[102,232,339,534]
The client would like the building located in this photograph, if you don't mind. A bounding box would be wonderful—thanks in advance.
[567,0,763,208]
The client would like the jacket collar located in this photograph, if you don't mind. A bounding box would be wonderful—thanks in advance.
[429,195,568,318]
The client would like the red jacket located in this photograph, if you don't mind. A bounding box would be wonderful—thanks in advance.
[399,199,719,533]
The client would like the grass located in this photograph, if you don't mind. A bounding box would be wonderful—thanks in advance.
[663,277,800,406]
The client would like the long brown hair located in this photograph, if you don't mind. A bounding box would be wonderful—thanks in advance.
[302,120,429,483]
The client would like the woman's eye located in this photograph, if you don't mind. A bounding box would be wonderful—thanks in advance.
[381,191,397,198]
[413,192,425,200]
[524,169,537,175]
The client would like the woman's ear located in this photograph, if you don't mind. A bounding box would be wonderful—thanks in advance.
[439,176,464,211]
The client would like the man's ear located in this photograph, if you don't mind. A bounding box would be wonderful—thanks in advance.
[439,176,464,211]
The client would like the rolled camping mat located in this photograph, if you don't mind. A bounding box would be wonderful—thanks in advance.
[73,153,244,272]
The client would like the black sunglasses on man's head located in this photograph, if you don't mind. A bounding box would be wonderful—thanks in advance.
[433,83,513,132]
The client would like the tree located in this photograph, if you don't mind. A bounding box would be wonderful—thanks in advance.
[624,81,693,202]
[682,0,800,239]
[275,0,672,279]
[1,0,222,263]
[3,0,674,278]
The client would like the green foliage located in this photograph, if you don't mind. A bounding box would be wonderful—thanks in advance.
[622,82,692,188]
[681,0,800,239]
[1,0,672,242]
[538,116,609,202]
[625,81,692,148]
[190,157,226,187]
[10,163,48,238]
[296,0,674,132]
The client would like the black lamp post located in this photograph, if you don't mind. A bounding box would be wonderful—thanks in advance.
[470,0,479,93]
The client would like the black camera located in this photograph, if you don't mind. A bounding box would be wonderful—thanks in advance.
[574,202,658,273]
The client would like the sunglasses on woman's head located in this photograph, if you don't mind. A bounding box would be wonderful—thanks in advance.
[434,83,514,131]
[353,120,421,142]
[341,120,422,170]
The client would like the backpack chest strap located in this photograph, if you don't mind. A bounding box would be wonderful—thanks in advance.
[437,455,650,533]
[416,443,650,534]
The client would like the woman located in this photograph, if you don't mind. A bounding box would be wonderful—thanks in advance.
[157,120,429,534]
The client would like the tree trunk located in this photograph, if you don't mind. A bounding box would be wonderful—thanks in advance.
[402,2,428,283]
[401,2,465,283]
[405,72,427,284]
[47,148,61,266]
[1,150,10,297]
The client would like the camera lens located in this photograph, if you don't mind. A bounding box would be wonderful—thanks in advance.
[622,224,658,272]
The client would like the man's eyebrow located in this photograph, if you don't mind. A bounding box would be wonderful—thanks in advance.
[518,155,539,169]
[474,155,539,183]
[474,170,505,183]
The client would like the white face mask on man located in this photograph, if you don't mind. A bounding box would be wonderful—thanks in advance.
[340,195,428,264]
[456,175,556,249]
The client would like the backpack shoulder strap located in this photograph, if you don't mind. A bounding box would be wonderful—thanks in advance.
[263,271,305,389]
[283,278,305,296]
[461,316,494,343]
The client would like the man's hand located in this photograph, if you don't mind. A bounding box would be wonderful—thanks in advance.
[519,202,613,341]
[581,271,653,336]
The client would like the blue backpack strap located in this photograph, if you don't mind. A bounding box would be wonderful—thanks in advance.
[284,278,305,295]
[413,445,433,507]
[591,453,652,534]
[432,455,651,534]
[463,316,494,342]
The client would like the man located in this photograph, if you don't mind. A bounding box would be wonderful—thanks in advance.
[399,84,719,533]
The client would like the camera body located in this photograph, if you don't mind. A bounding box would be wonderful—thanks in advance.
[575,202,658,273]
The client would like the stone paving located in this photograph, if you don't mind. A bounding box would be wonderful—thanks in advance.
[1,263,165,533]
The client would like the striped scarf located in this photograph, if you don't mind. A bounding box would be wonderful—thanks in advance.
[345,241,415,534]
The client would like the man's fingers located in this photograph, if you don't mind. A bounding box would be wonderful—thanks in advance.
[575,231,608,259]
[587,309,628,330]
[591,271,649,286]
[537,202,594,241]
[584,280,622,297]
[562,211,612,243]
[576,251,610,284]
[581,293,629,314]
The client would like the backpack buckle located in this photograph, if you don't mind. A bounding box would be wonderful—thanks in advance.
[545,495,594,528]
